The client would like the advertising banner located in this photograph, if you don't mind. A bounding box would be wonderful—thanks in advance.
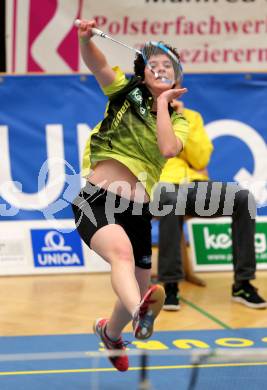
[0,73,111,274]
[6,0,267,73]
[182,73,267,216]
[188,217,267,271]
[0,221,110,275]
[0,72,266,274]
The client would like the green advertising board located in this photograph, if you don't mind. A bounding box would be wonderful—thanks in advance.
[187,217,267,271]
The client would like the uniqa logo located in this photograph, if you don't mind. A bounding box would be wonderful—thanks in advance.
[37,231,81,266]
[206,120,267,208]
[42,231,71,251]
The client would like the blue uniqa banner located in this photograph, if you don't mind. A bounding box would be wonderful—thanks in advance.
[0,74,106,221]
[0,72,266,224]
[182,73,267,216]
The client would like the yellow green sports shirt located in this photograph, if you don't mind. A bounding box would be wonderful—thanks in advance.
[160,108,214,184]
[82,66,189,197]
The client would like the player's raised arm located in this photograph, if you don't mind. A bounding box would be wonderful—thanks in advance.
[76,19,116,88]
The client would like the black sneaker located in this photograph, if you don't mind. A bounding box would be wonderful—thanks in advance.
[232,281,267,309]
[163,283,180,311]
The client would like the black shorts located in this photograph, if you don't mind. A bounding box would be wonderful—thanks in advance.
[72,182,152,269]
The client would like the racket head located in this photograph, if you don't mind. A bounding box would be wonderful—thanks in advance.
[141,41,183,85]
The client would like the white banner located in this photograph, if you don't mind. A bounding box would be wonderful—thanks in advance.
[0,220,110,276]
[6,0,267,73]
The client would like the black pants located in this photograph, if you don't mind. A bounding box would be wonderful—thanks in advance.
[157,181,256,283]
[72,182,153,269]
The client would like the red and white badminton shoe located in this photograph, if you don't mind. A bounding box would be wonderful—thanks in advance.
[93,318,129,372]
[133,284,165,340]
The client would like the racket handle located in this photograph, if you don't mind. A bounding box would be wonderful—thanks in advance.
[91,28,107,38]
[74,20,106,37]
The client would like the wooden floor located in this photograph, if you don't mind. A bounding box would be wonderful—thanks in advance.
[0,270,267,336]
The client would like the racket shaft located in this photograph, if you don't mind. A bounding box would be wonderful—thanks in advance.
[75,19,173,83]
[92,28,141,54]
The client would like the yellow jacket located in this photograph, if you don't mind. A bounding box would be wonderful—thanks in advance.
[160,108,214,184]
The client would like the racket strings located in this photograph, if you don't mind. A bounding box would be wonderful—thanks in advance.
[141,42,183,84]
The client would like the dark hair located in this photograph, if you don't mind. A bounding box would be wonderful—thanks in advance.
[133,42,181,80]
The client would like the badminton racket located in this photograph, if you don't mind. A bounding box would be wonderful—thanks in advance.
[74,19,183,85]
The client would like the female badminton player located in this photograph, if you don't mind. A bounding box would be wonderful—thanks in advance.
[72,19,189,372]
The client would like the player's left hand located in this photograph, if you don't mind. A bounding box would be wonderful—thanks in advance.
[157,88,187,104]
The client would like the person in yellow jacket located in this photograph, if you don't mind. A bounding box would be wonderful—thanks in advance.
[157,100,267,311]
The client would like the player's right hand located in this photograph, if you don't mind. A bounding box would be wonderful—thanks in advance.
[77,19,97,42]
